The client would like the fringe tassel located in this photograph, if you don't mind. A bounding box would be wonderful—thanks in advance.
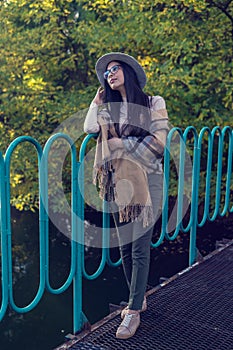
[118,204,154,228]
[93,162,115,201]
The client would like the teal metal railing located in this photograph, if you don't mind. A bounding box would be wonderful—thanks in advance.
[0,126,232,334]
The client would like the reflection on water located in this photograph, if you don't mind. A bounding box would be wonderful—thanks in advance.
[0,209,232,350]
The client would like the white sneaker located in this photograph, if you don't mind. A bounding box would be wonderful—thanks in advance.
[121,296,147,319]
[116,311,140,339]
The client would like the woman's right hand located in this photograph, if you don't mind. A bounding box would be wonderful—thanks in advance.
[93,87,105,105]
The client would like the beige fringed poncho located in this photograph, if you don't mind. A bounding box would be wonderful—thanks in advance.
[93,97,169,228]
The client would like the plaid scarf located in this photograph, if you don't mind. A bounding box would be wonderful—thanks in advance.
[93,109,156,228]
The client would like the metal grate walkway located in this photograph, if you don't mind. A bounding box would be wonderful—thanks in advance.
[55,241,233,350]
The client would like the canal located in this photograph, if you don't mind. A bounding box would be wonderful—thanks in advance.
[0,208,232,349]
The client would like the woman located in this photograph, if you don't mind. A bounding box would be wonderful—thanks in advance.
[84,52,169,339]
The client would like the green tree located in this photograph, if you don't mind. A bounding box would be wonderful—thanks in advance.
[0,0,94,210]
[0,0,232,211]
[77,0,232,126]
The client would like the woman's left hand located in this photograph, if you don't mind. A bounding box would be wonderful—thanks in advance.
[108,137,123,151]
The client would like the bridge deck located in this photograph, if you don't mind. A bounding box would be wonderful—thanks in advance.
[55,240,233,350]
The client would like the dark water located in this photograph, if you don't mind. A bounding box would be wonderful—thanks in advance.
[0,208,232,350]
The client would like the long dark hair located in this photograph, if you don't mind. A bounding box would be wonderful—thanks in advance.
[103,61,151,136]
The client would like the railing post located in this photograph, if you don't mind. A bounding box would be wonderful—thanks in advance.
[189,132,200,266]
[0,152,8,321]
[73,158,90,334]
[73,160,83,333]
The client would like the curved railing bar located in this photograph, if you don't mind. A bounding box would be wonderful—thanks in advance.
[228,128,233,214]
[208,127,223,222]
[105,249,122,267]
[159,127,172,243]
[103,201,121,267]
[42,133,77,293]
[0,151,8,321]
[179,126,199,234]
[230,128,233,214]
[163,127,180,240]
[152,128,174,246]
[161,127,192,242]
[4,136,45,313]
[175,127,187,233]
[218,126,232,217]
[196,127,213,228]
[187,127,201,265]
[79,134,107,280]
[151,127,184,246]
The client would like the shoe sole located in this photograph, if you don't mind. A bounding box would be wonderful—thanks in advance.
[116,327,139,339]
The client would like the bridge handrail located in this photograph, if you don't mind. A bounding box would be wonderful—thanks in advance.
[0,126,232,334]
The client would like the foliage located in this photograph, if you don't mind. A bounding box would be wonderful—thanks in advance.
[0,0,232,211]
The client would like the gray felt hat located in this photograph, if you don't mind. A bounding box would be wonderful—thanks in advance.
[95,52,147,89]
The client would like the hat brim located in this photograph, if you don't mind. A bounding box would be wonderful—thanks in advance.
[95,52,147,89]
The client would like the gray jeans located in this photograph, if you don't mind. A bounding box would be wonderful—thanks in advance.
[112,172,163,310]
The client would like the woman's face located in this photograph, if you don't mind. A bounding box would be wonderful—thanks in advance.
[106,61,125,95]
